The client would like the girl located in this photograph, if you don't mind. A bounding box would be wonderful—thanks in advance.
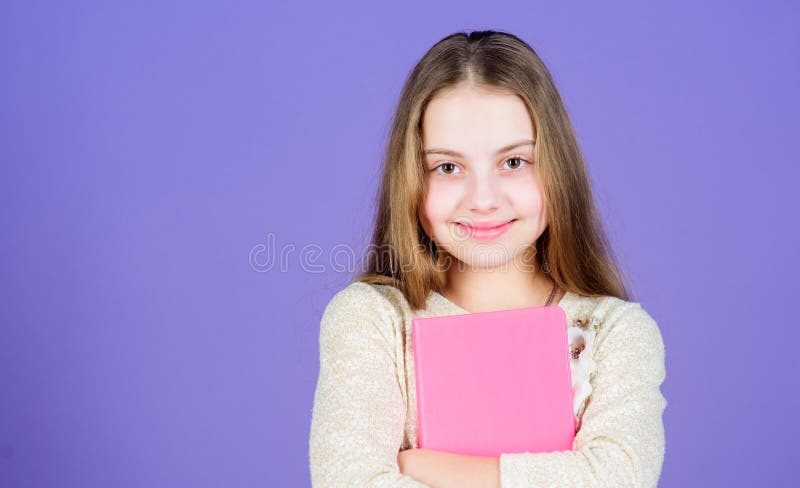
[309,30,667,488]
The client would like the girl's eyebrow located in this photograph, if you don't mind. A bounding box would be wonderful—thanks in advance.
[423,139,535,158]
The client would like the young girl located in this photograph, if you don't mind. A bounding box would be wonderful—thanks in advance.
[309,30,667,488]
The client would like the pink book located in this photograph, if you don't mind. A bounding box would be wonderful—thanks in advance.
[411,305,576,457]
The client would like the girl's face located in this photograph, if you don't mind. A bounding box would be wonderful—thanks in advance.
[420,84,547,270]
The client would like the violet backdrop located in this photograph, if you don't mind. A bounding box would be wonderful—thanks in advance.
[1,1,798,486]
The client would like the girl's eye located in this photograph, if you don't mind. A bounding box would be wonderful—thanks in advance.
[432,157,529,176]
[503,157,530,170]
[433,162,461,175]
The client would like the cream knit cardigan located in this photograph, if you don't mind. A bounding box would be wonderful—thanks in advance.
[309,282,667,487]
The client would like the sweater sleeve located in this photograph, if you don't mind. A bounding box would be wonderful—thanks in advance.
[499,302,668,488]
[309,283,430,488]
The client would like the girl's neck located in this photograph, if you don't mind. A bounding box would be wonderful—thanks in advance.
[441,256,558,313]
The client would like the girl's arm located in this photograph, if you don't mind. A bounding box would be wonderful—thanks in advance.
[398,448,501,488]
[499,302,667,487]
[309,283,430,487]
[399,303,667,488]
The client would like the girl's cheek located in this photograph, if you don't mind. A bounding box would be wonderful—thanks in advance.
[506,170,539,189]
[517,186,546,220]
[428,177,464,198]
[424,186,460,222]
[507,176,542,200]
[419,193,439,232]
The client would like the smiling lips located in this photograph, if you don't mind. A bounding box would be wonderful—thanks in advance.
[455,219,516,241]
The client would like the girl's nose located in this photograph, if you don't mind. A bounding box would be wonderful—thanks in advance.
[467,173,501,213]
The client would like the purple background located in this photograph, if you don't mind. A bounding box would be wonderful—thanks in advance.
[1,1,797,486]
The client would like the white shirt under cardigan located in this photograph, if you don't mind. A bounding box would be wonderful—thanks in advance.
[309,281,667,487]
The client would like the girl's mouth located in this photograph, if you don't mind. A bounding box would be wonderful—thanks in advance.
[455,219,516,241]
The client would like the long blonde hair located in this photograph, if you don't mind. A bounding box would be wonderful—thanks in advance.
[355,30,631,311]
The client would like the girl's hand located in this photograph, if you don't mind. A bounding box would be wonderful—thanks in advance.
[397,448,423,480]
[398,448,441,484]
[397,448,501,488]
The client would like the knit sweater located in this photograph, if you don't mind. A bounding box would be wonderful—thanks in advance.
[309,281,667,487]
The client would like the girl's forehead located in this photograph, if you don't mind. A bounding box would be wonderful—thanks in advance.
[422,91,535,156]
[424,88,530,124]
